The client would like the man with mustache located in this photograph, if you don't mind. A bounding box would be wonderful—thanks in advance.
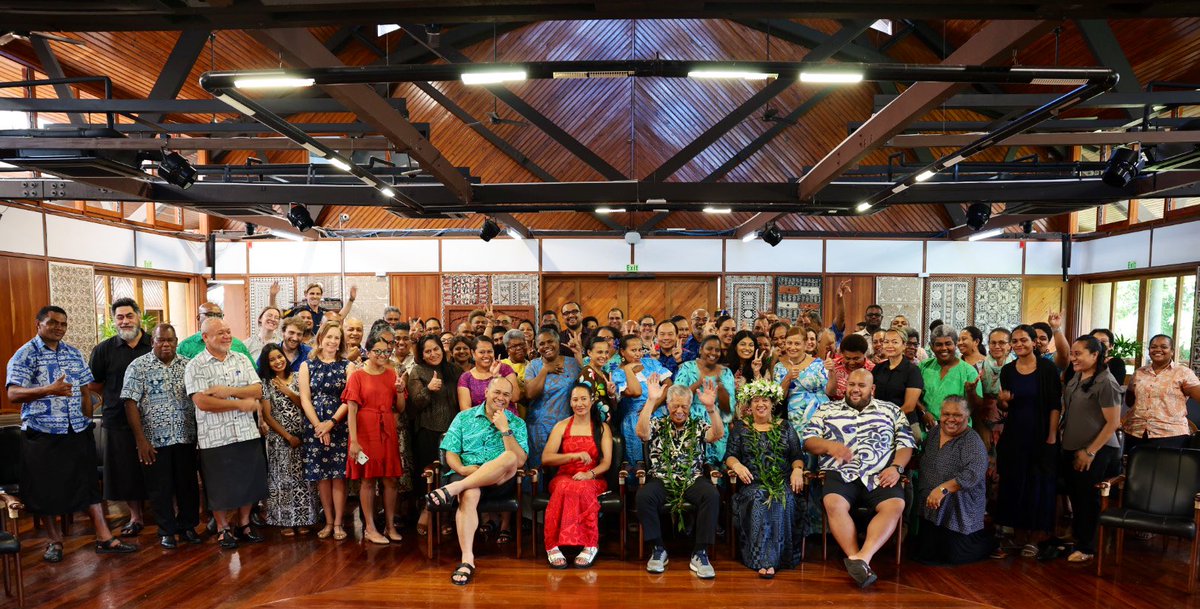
[803,368,915,589]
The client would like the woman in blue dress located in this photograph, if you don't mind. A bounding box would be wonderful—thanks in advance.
[524,327,583,470]
[298,321,353,541]
[612,334,672,467]
[771,325,827,537]
[674,335,736,466]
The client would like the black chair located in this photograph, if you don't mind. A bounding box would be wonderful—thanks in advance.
[632,442,722,560]
[1096,447,1200,592]
[421,434,524,559]
[0,426,24,608]
[726,468,815,562]
[529,434,628,560]
[817,471,907,565]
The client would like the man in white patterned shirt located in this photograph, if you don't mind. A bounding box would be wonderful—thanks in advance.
[184,317,267,550]
[803,368,915,589]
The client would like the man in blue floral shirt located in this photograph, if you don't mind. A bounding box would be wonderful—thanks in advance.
[5,306,136,562]
[122,323,200,549]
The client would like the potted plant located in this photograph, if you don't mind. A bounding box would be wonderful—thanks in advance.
[1109,335,1143,373]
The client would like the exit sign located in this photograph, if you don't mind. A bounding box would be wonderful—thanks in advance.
[1127,261,1137,269]
[626,264,639,272]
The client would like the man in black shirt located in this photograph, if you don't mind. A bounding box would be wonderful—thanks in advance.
[88,297,152,536]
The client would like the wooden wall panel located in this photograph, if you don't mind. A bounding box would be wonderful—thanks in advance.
[665,280,718,322]
[390,274,440,326]
[1023,276,1068,327]
[627,282,668,322]
[542,276,718,327]
[0,255,50,413]
[823,275,876,331]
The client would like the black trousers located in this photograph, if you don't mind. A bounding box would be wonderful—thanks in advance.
[142,442,200,536]
[1063,445,1121,553]
[636,477,719,550]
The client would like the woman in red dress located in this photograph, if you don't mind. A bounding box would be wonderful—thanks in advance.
[344,328,406,544]
[541,383,613,568]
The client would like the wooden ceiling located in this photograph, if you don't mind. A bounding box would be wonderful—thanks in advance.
[3,17,1199,236]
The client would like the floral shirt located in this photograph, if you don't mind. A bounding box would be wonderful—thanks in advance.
[827,355,876,401]
[120,352,196,448]
[5,336,94,434]
[648,416,712,483]
[439,404,529,475]
[1126,362,1200,439]
[802,398,916,491]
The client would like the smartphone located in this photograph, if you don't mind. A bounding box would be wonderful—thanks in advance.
[356,451,369,465]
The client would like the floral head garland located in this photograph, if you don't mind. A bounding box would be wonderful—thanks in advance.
[736,377,784,407]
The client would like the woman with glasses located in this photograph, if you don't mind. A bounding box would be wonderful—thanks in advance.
[345,327,406,544]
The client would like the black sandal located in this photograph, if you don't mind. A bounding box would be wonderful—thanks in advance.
[496,529,513,544]
[450,562,476,586]
[424,487,453,508]
[95,538,137,554]
[119,522,144,537]
[43,542,63,563]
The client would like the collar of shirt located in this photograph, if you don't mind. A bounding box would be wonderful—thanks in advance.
[1139,361,1180,377]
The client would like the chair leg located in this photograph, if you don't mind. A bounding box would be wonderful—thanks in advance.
[1095,525,1105,577]
[515,511,522,560]
[638,523,644,561]
[530,514,537,561]
[1116,529,1125,565]
[10,552,22,609]
[1190,535,1200,594]
[822,512,829,561]
[620,508,627,561]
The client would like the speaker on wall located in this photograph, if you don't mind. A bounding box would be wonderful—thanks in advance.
[1060,232,1071,282]
[206,233,216,280]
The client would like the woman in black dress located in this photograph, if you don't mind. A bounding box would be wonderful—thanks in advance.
[993,324,1061,558]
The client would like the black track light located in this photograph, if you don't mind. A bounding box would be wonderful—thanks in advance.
[479,218,502,242]
[158,150,197,189]
[761,223,783,247]
[965,203,991,231]
[1102,146,1140,188]
[286,204,314,232]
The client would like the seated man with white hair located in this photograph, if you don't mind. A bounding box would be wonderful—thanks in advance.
[803,368,915,589]
[425,376,528,586]
[635,376,724,579]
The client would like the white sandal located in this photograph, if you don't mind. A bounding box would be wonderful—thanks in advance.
[547,546,568,569]
[575,546,599,568]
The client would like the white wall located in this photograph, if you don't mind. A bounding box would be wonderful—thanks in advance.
[926,241,1024,275]
[0,206,44,256]
[634,239,723,272]
[1074,231,1151,275]
[542,239,629,273]
[1024,241,1070,276]
[136,231,204,273]
[45,214,135,267]
[343,239,439,273]
[1151,222,1200,267]
[725,239,823,273]
[441,238,539,272]
[247,240,343,274]
[213,241,248,275]
[826,239,923,274]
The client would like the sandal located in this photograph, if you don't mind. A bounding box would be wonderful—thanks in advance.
[416,523,429,537]
[95,537,137,554]
[424,487,454,508]
[43,542,63,563]
[386,529,403,542]
[478,519,497,537]
[450,562,476,586]
[547,546,568,569]
[333,525,348,541]
[317,524,333,539]
[364,530,390,545]
[758,567,775,580]
[497,529,513,544]
[119,522,144,538]
[441,525,455,537]
[575,546,598,568]
[1020,544,1038,557]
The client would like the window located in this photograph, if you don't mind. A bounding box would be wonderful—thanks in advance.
[1174,197,1200,210]
[1075,207,1098,233]
[1180,274,1195,364]
[94,272,191,340]
[1134,199,1165,222]
[1113,280,1141,342]
[1087,272,1197,368]
[1102,201,1129,225]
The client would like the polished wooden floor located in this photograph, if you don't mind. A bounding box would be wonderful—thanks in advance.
[5,509,1200,609]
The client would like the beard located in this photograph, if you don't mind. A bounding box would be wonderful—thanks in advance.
[116,327,140,341]
[847,393,872,410]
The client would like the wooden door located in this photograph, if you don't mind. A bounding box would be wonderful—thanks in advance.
[823,275,875,330]
[1023,276,1067,328]
[390,274,441,326]
[627,281,668,322]
[0,255,50,413]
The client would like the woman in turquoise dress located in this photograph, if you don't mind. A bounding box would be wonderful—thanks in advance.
[674,335,736,466]
[612,335,672,467]
[771,326,827,537]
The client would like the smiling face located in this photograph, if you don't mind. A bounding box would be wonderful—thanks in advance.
[393,329,411,359]
[506,337,527,362]
[587,340,612,368]
[470,315,488,335]
[304,286,322,309]
[1148,335,1174,366]
[473,340,495,369]
[440,332,454,352]
[656,322,677,351]
[881,330,904,359]
[675,319,691,343]
[426,319,442,334]
[667,393,691,425]
[699,338,721,367]
[283,323,303,350]
[690,309,708,332]
[940,401,969,437]
[735,335,755,360]
[296,309,314,331]
[931,336,957,364]
[756,334,772,354]
[1070,339,1099,374]
[841,348,866,371]
[1010,329,1034,358]
[201,318,233,355]
[988,330,1011,360]
[560,303,582,330]
[260,308,280,332]
[904,335,919,360]
[267,348,288,375]
[343,320,364,349]
[383,310,402,327]
[318,325,343,358]
[519,321,535,344]
[451,341,473,364]
[717,319,736,346]
[570,386,592,417]
[891,315,909,330]
[422,338,445,367]
[537,332,560,362]
[805,330,817,355]
[957,330,979,356]
[485,377,513,414]
[620,336,642,363]
[595,327,617,353]
[607,309,624,329]
[749,396,773,423]
[640,317,656,341]
[771,325,787,350]
[845,369,875,408]
[113,305,140,341]
[367,337,394,366]
[784,333,805,359]
[151,325,177,362]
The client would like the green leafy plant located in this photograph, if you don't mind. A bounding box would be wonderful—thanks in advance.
[653,416,706,531]
[98,311,160,340]
[742,416,788,507]
[1109,335,1142,362]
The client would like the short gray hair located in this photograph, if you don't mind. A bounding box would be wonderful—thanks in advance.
[929,323,958,347]
[941,394,970,415]
[382,306,402,318]
[665,384,692,405]
[503,329,526,345]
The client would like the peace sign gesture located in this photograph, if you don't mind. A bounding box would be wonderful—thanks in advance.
[750,349,766,376]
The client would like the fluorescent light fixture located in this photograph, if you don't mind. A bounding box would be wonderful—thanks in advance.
[381,187,396,198]
[506,228,524,241]
[892,184,909,193]
[742,231,758,242]
[215,93,257,116]
[967,228,1004,241]
[269,229,307,242]
[645,198,667,205]
[703,206,732,214]
[329,157,351,171]
[855,202,872,213]
[358,175,376,186]
[799,71,864,84]
[596,207,626,213]
[461,70,527,85]
[688,70,776,80]
[943,155,965,168]
[914,170,935,182]
[233,76,315,89]
[301,142,326,157]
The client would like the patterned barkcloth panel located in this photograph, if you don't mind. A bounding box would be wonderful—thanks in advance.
[441,274,490,307]
[775,276,822,322]
[724,275,774,327]
[491,274,539,307]
[876,276,924,333]
[51,262,98,355]
[973,277,1023,334]
[248,276,295,327]
[926,277,974,332]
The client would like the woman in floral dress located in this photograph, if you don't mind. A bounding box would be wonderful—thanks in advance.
[258,344,320,535]
[772,326,827,537]
[299,322,352,541]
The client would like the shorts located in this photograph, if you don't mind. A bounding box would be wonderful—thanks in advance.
[821,470,905,510]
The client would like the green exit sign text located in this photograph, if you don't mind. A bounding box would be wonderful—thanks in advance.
[626,264,639,273]
[1127,261,1137,269]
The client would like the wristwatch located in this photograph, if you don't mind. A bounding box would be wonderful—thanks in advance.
[890,464,905,475]
[940,486,949,496]
[500,430,515,438]
[1085,449,1096,457]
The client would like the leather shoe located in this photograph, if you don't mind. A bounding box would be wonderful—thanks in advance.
[159,535,177,550]
[217,528,238,550]
[43,543,63,563]
[237,525,265,544]
[180,529,203,545]
[250,511,266,528]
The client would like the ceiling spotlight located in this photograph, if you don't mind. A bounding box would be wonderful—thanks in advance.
[1102,146,1141,188]
[286,204,314,232]
[157,151,197,189]
[855,202,872,213]
[245,223,256,236]
[1021,220,1034,234]
[761,223,783,247]
[914,170,935,182]
[965,203,991,231]
[479,218,502,242]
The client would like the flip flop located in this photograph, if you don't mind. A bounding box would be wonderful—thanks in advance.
[451,562,476,586]
[425,487,454,508]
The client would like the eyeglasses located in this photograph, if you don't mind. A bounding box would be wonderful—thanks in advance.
[369,348,392,356]
[201,312,225,319]
[562,309,580,315]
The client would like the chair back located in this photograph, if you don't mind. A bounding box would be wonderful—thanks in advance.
[0,426,20,487]
[607,434,625,488]
[1125,447,1200,517]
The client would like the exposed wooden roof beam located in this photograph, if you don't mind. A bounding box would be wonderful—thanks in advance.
[29,37,84,126]
[140,30,211,124]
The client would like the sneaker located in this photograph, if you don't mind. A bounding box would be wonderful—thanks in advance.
[689,550,716,579]
[646,546,669,573]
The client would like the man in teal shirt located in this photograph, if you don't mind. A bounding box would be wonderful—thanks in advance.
[425,377,528,585]
[176,303,252,361]
[918,325,982,428]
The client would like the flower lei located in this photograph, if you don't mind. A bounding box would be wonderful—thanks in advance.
[742,416,788,507]
[653,416,705,530]
[736,377,784,406]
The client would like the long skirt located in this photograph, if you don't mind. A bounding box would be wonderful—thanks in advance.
[914,519,994,565]
[20,427,100,515]
[201,439,268,511]
[733,484,799,570]
[265,434,319,527]
[543,475,606,551]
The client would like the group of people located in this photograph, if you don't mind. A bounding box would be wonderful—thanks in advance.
[6,279,1199,591]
